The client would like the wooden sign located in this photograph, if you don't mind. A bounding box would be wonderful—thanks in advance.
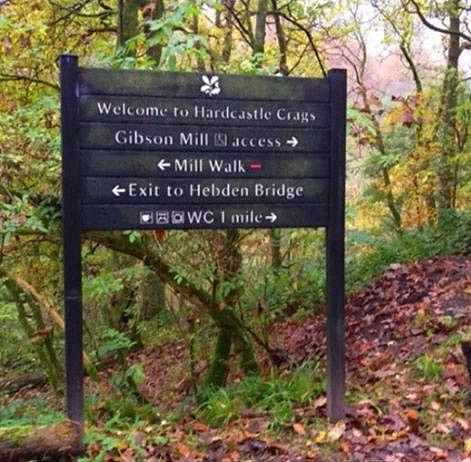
[60,55,346,430]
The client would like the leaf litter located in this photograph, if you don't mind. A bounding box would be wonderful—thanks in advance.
[4,256,471,461]
[87,257,471,461]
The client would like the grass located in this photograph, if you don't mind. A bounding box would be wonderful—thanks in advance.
[0,397,65,426]
[198,362,325,429]
[414,353,444,382]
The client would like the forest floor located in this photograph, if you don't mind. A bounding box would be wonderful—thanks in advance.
[2,256,471,461]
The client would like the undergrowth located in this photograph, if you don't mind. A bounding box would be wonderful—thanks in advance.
[346,209,471,291]
[0,398,65,426]
[198,362,324,429]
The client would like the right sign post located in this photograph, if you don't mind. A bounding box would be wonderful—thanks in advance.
[61,56,346,424]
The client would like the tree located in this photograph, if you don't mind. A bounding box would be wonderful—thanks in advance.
[404,0,471,214]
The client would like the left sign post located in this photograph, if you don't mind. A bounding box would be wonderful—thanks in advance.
[60,55,84,432]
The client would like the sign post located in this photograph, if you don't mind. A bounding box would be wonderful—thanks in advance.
[60,55,84,427]
[326,69,347,421]
[59,55,346,429]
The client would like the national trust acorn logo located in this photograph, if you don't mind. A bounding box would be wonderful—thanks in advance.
[200,75,221,96]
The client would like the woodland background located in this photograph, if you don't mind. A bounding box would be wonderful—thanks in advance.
[1,1,471,461]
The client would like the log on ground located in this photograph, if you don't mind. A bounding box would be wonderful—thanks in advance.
[0,421,82,461]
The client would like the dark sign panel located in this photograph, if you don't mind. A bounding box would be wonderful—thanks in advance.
[79,123,330,153]
[80,95,330,128]
[81,204,328,230]
[76,68,334,231]
[79,68,330,101]
[81,151,330,178]
[81,178,328,205]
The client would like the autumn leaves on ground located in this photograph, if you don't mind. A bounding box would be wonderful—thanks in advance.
[5,255,468,462]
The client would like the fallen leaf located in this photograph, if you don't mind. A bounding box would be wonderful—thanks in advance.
[192,421,209,432]
[292,423,306,435]
[406,409,420,432]
[176,442,190,458]
[117,440,128,452]
[305,449,318,459]
[120,448,135,462]
[430,401,441,412]
[327,421,346,442]
[313,396,327,408]
[430,446,448,459]
[340,440,352,453]
[457,418,470,431]
[314,431,327,444]
[222,450,240,462]
[435,422,451,435]
[267,442,288,454]
[465,438,471,455]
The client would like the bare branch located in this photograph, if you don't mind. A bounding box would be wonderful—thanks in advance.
[0,73,59,91]
[268,10,326,77]
[404,0,471,43]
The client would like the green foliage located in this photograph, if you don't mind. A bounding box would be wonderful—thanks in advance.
[414,353,443,382]
[96,328,136,357]
[241,229,327,316]
[0,297,30,372]
[84,273,124,303]
[258,263,326,316]
[346,209,471,291]
[0,398,65,426]
[198,363,324,428]
[78,419,169,462]
[145,0,209,70]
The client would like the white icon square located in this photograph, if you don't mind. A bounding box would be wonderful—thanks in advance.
[156,211,170,224]
[171,211,185,224]
[139,211,154,225]
[214,133,228,147]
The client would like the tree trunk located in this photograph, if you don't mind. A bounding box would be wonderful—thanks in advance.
[270,229,282,273]
[4,279,62,393]
[137,272,165,321]
[0,373,48,394]
[462,341,471,382]
[359,83,402,230]
[253,0,268,55]
[204,230,260,388]
[271,0,288,75]
[192,13,206,72]
[0,421,82,462]
[222,0,235,63]
[437,0,461,214]
[205,308,259,388]
[117,0,142,51]
[145,0,165,65]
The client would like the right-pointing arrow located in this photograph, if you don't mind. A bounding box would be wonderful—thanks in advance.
[286,136,298,148]
[265,212,277,223]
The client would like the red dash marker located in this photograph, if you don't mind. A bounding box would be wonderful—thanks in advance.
[249,162,263,170]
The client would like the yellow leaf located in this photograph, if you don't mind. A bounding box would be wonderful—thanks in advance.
[117,440,128,452]
[314,431,327,444]
[327,421,346,442]
[465,438,471,455]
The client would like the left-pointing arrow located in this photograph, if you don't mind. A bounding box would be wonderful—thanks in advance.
[158,159,171,171]
[112,185,126,196]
